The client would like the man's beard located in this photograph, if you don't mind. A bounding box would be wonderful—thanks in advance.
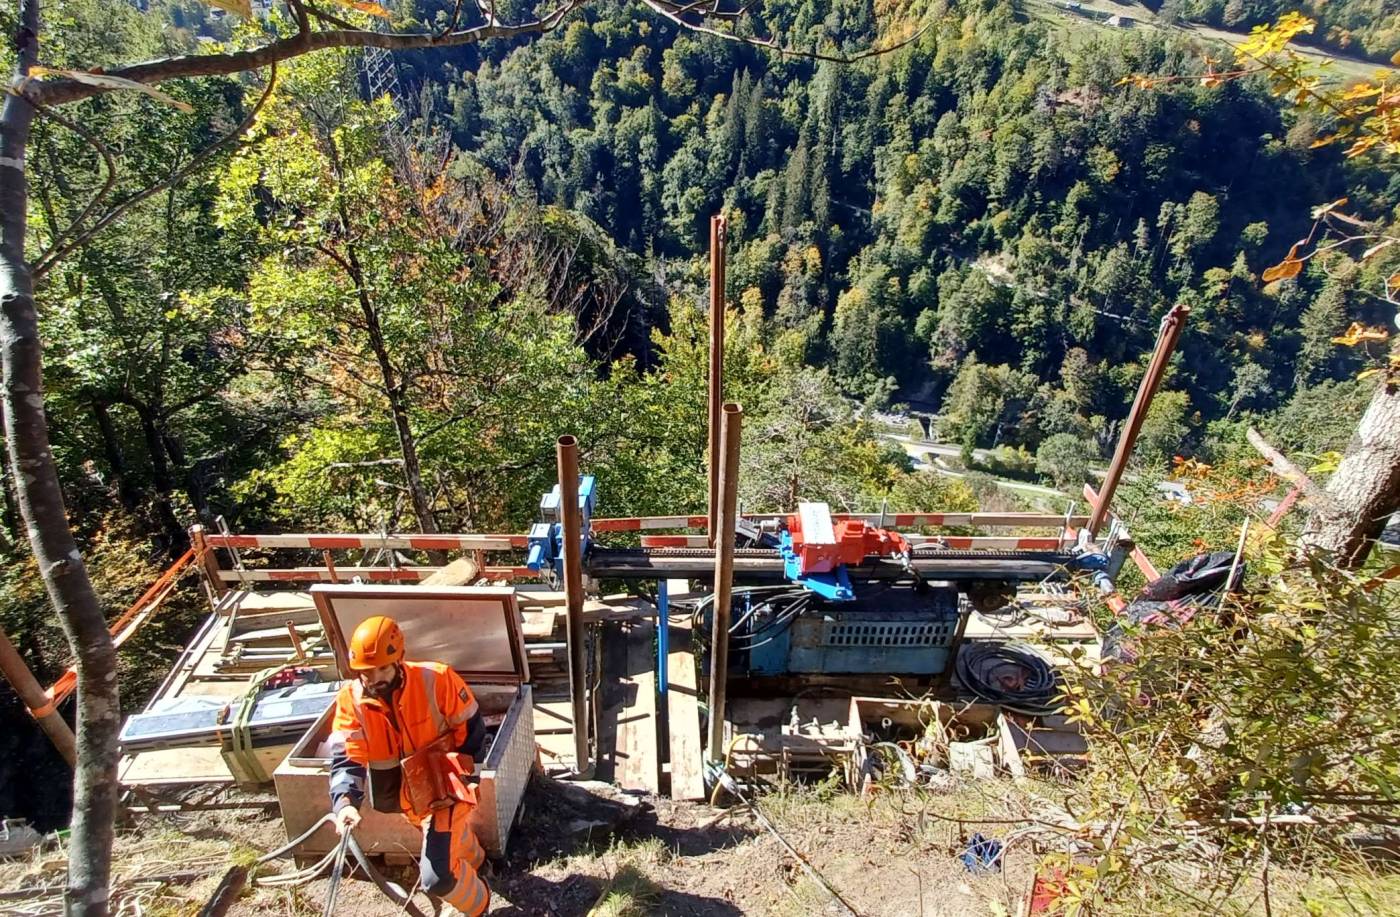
[365,667,401,700]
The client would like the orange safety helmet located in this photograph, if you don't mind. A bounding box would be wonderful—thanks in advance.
[348,615,405,671]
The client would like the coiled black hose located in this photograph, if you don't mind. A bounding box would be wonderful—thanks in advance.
[955,642,1063,716]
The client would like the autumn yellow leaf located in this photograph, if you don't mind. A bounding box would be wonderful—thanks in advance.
[1339,83,1382,102]
[1331,322,1390,346]
[1393,50,1400,66]
[202,0,252,16]
[1261,243,1304,282]
[329,0,393,17]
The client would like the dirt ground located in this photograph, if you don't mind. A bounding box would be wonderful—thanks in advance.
[0,774,1037,916]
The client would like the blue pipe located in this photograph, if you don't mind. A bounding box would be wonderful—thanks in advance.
[657,579,669,695]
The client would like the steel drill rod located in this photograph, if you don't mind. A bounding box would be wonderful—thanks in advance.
[707,402,742,760]
[707,215,727,544]
[557,435,591,774]
[1088,303,1190,536]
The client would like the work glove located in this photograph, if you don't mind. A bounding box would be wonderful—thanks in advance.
[333,804,361,836]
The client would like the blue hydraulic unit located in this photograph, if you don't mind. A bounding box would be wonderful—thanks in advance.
[526,475,597,579]
[733,580,963,677]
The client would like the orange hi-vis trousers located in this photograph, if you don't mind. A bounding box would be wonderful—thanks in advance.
[421,802,489,915]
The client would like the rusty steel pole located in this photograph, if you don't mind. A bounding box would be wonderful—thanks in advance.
[557,435,591,774]
[1088,303,1191,537]
[0,625,76,766]
[707,215,727,545]
[707,403,742,760]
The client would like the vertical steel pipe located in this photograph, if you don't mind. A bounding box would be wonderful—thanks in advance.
[0,625,76,766]
[1088,303,1191,537]
[556,435,591,773]
[707,215,727,544]
[707,402,742,760]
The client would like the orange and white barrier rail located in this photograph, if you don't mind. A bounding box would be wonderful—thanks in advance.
[638,534,1073,550]
[206,532,529,551]
[215,565,536,583]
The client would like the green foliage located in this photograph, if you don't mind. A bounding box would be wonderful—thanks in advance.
[1175,0,1399,61]
[1057,534,1400,909]
[938,357,1043,450]
[1136,390,1193,468]
[443,0,1394,459]
[1035,432,1097,491]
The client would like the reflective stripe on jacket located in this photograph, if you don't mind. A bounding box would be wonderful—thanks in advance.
[328,660,481,820]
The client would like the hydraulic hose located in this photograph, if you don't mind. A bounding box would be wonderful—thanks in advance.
[954,642,1063,716]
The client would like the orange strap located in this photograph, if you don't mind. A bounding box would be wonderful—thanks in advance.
[29,697,57,719]
[43,547,197,708]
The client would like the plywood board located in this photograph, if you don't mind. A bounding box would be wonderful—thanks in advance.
[665,621,705,800]
[532,695,578,768]
[119,746,235,787]
[310,585,527,684]
[614,620,660,793]
[962,610,1100,642]
[521,610,560,640]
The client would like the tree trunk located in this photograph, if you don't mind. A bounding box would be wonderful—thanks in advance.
[134,405,191,554]
[2,2,120,913]
[90,401,140,510]
[344,242,441,543]
[161,428,211,524]
[1303,380,1400,568]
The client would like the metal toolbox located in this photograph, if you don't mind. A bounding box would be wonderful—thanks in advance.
[272,585,536,860]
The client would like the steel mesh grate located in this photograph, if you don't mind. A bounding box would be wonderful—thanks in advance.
[822,621,954,647]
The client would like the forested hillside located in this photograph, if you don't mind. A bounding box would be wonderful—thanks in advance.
[419,0,1397,454]
[9,0,1397,559]
[3,0,1400,910]
[1155,0,1400,61]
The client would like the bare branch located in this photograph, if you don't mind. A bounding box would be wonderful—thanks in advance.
[31,63,280,280]
[1245,426,1344,516]
[24,2,586,107]
[28,102,117,265]
[435,0,468,39]
[302,0,361,31]
[286,0,313,46]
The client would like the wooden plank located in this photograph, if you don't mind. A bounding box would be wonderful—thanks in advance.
[962,610,1100,642]
[594,623,627,781]
[665,621,705,800]
[119,746,235,786]
[532,694,578,768]
[521,610,560,640]
[641,534,1071,550]
[614,620,660,794]
[419,556,481,586]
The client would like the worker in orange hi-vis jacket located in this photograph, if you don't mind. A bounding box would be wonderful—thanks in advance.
[328,615,491,916]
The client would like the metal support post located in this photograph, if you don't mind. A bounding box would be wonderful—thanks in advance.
[657,579,669,696]
[0,625,76,766]
[707,214,727,545]
[1088,304,1190,537]
[557,435,591,774]
[707,403,742,760]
